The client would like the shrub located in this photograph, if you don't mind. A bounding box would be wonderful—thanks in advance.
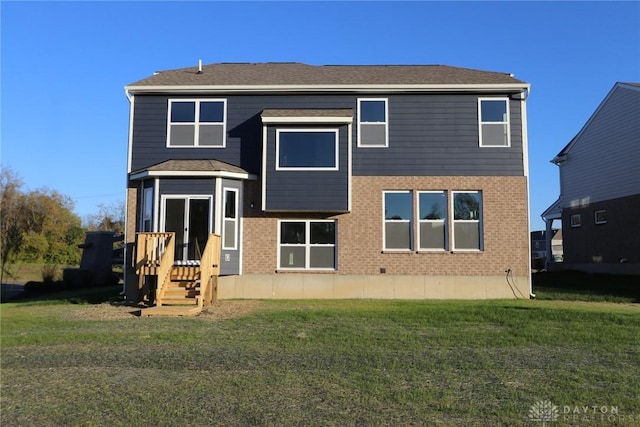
[41,264,58,284]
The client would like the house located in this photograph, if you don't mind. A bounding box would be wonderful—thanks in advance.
[124,62,532,303]
[542,82,640,275]
[531,229,562,271]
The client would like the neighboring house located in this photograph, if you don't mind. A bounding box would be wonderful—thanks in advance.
[542,82,640,274]
[531,229,562,271]
[124,62,532,301]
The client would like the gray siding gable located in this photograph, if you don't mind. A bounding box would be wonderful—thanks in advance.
[558,83,640,207]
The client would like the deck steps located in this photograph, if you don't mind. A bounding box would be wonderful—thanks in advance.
[141,305,202,317]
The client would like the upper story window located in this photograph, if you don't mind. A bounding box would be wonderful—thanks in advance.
[478,98,510,147]
[167,99,226,148]
[358,98,388,147]
[276,129,338,170]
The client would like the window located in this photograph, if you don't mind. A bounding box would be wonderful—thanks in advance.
[142,187,153,232]
[358,98,388,147]
[452,191,482,250]
[167,99,226,147]
[278,220,336,270]
[594,210,607,225]
[418,191,448,250]
[383,191,412,250]
[570,213,582,228]
[276,129,338,170]
[478,98,510,147]
[223,189,238,250]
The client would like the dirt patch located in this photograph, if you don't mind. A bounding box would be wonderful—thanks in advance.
[69,300,264,320]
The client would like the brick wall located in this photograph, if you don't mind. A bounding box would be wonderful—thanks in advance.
[242,176,530,278]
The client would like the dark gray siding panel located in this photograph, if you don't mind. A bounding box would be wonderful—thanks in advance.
[265,126,349,212]
[159,178,215,195]
[353,94,524,176]
[131,93,524,177]
[220,179,243,275]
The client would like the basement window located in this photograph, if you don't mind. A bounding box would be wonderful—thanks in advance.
[594,210,607,225]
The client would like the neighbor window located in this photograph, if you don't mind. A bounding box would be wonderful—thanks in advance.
[452,191,483,250]
[570,213,582,228]
[383,191,412,250]
[223,188,238,250]
[276,129,338,170]
[167,99,226,147]
[358,98,388,147]
[594,210,607,225]
[478,98,510,147]
[418,191,448,250]
[278,220,336,270]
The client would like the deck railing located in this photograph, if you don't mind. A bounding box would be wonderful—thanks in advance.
[135,232,175,305]
[198,234,221,307]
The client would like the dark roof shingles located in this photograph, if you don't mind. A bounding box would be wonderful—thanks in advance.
[128,62,526,87]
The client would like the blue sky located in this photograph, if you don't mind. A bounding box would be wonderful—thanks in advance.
[1,1,639,230]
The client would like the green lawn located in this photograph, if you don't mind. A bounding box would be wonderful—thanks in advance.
[1,289,639,426]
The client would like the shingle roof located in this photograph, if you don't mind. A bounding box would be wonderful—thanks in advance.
[127,62,526,88]
[131,159,249,175]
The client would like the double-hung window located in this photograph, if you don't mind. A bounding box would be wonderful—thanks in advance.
[383,191,412,250]
[418,191,448,250]
[452,191,482,250]
[478,98,510,147]
[358,98,388,147]
[167,99,226,147]
[278,220,336,270]
[222,188,238,250]
[276,129,338,170]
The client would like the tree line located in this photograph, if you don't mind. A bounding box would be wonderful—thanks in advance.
[0,166,124,284]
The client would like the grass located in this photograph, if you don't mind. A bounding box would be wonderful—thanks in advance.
[1,281,639,426]
[533,270,640,303]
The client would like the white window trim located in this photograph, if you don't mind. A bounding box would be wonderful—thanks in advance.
[141,186,153,232]
[594,210,607,225]
[478,97,511,148]
[451,191,483,252]
[417,191,448,251]
[358,98,389,148]
[570,213,582,228]
[277,219,336,271]
[275,128,339,171]
[166,99,227,148]
[382,190,413,251]
[222,188,239,250]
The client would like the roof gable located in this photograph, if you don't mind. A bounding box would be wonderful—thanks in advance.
[552,82,640,162]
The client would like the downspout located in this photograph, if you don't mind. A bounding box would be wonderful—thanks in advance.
[520,86,535,299]
[121,89,135,296]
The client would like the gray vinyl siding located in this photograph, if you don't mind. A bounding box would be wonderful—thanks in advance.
[220,179,243,275]
[158,178,215,196]
[354,95,523,175]
[131,93,525,177]
[265,126,349,212]
[560,85,640,206]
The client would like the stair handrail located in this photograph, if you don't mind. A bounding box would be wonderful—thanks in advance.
[135,232,175,306]
[199,234,221,308]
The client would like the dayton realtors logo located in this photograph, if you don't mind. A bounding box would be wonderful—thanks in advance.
[529,400,640,425]
[528,400,559,425]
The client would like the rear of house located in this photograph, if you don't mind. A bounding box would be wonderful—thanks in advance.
[124,62,532,301]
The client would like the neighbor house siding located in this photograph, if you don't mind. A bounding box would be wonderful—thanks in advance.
[560,85,640,207]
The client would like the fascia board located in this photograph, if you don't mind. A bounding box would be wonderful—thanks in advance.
[261,116,353,124]
[125,83,530,94]
[130,170,255,180]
